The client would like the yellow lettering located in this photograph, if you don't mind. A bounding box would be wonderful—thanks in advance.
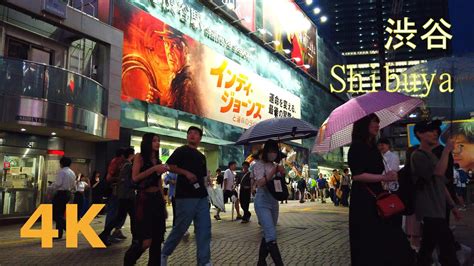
[439,73,453,93]
[66,204,105,248]
[20,204,57,248]
[348,65,363,93]
[385,65,399,92]
[420,74,436,97]
[330,65,346,93]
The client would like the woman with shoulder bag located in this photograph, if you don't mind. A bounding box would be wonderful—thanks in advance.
[252,139,285,266]
[348,113,415,266]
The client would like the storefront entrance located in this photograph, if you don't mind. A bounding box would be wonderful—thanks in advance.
[0,146,45,217]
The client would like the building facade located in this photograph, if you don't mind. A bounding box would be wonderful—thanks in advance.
[0,0,122,221]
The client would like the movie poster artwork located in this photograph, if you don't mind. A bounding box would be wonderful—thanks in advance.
[262,0,318,78]
[114,2,301,129]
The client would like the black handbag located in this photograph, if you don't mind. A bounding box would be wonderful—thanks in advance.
[266,174,289,201]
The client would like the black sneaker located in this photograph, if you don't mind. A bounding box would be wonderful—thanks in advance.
[112,229,127,240]
[99,233,112,246]
[236,215,243,220]
[241,219,249,224]
[214,215,221,221]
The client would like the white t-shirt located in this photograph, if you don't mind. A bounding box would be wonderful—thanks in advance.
[383,150,400,172]
[252,160,276,181]
[223,169,235,191]
[76,181,87,192]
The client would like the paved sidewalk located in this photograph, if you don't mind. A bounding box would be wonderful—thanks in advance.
[0,200,472,265]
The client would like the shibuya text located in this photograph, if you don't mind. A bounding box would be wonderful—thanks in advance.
[330,64,453,96]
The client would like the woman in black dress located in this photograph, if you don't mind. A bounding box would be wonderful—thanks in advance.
[124,133,169,265]
[348,113,415,266]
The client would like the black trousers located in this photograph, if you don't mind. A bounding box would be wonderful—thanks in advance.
[52,191,70,238]
[341,185,350,206]
[124,192,166,266]
[239,189,251,221]
[101,198,136,239]
[73,192,84,220]
[418,217,459,266]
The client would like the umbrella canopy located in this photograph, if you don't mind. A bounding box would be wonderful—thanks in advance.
[312,91,423,154]
[235,117,318,145]
[388,55,474,120]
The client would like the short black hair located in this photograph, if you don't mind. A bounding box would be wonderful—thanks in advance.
[187,126,203,137]
[228,161,237,168]
[343,168,349,173]
[333,169,338,173]
[60,157,72,168]
[123,147,135,158]
[242,161,250,167]
[377,138,391,147]
[216,168,222,173]
[115,148,125,158]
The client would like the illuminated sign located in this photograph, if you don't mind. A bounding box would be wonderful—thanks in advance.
[116,2,301,129]
[140,0,251,61]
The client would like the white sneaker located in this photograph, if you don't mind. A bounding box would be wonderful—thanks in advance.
[204,262,212,266]
[457,244,472,265]
[160,255,168,266]
[183,231,190,239]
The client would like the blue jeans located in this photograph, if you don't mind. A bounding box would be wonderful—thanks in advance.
[162,197,211,265]
[254,187,279,242]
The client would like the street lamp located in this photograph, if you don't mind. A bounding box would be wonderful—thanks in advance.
[313,7,321,15]
[320,16,328,23]
[306,0,313,5]
[285,57,301,62]
[264,40,281,46]
[231,16,250,24]
[248,28,272,37]
[297,64,311,69]
[213,3,233,10]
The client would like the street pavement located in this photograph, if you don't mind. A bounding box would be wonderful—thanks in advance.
[0,199,472,265]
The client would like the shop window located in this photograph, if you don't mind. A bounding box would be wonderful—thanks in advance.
[1,154,44,215]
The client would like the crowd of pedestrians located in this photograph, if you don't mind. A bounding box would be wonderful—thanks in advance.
[46,119,472,265]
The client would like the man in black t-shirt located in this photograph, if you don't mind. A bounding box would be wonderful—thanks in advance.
[236,161,252,223]
[161,126,211,266]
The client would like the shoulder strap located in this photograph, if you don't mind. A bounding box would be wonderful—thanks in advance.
[364,184,377,198]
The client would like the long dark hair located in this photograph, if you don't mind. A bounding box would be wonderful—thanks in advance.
[262,139,281,163]
[141,133,160,166]
[352,113,380,146]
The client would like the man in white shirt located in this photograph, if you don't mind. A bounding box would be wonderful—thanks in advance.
[378,138,400,193]
[51,157,76,239]
[223,161,242,220]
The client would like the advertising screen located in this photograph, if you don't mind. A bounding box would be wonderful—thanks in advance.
[114,2,301,129]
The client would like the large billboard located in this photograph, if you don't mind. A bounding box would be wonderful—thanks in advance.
[114,2,301,129]
[262,0,317,78]
[211,0,255,32]
[407,119,474,171]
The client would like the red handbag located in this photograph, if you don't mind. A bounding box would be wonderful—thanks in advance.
[366,185,405,219]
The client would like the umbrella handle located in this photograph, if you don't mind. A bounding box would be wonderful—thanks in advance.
[291,127,297,137]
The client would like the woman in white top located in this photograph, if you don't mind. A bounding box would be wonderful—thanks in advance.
[252,139,285,266]
[74,173,89,219]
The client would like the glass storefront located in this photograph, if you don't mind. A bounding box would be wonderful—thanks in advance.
[0,146,45,217]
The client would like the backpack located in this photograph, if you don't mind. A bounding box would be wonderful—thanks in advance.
[396,148,430,216]
[122,161,139,190]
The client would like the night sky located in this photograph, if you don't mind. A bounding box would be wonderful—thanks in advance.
[449,0,474,55]
[299,0,474,56]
